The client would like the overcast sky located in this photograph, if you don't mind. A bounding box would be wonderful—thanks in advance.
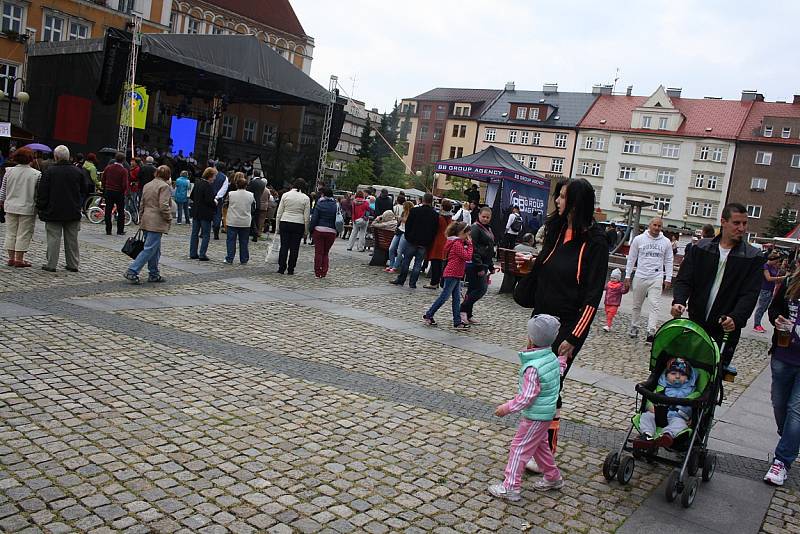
[291,0,799,113]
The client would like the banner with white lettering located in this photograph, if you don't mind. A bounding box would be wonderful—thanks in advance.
[501,180,548,232]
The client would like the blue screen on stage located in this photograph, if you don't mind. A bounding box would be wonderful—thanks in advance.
[169,116,198,156]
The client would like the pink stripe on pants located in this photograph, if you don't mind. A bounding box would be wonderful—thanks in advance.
[503,417,560,490]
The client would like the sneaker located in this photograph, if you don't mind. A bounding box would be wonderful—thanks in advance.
[198,257,210,262]
[453,323,470,330]
[602,325,610,332]
[390,280,402,286]
[388,268,397,273]
[487,483,520,502]
[124,271,140,284]
[525,458,542,474]
[754,325,766,333]
[654,433,674,448]
[628,326,639,338]
[423,284,437,289]
[533,477,564,491]
[148,275,166,283]
[383,267,393,272]
[764,460,787,486]
[423,316,438,327]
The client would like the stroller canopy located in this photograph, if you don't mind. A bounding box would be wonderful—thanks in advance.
[650,319,719,377]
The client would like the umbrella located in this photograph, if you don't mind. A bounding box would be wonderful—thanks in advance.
[22,143,52,153]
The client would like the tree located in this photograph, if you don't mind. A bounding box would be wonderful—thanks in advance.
[765,203,797,237]
[356,119,373,158]
[379,154,406,188]
[337,157,375,192]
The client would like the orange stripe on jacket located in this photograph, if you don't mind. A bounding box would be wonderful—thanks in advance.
[573,306,596,338]
[575,242,587,284]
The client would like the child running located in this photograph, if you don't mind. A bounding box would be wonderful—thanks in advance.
[423,221,473,329]
[603,268,627,332]
[489,314,567,501]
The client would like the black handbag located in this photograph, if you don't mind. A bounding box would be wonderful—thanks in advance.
[122,230,145,259]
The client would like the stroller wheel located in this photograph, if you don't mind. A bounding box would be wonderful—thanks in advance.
[702,452,717,482]
[602,452,619,481]
[681,476,699,508]
[665,469,680,503]
[617,456,635,485]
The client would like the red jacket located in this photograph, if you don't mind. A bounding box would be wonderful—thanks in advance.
[604,280,626,306]
[426,214,452,260]
[102,163,129,194]
[351,198,371,221]
[442,237,474,279]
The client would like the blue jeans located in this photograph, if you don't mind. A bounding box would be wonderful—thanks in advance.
[213,201,223,230]
[127,230,162,277]
[395,239,426,287]
[753,289,773,327]
[771,357,800,468]
[425,277,463,326]
[190,218,211,258]
[460,264,488,318]
[388,233,403,268]
[176,201,190,224]
[225,226,250,264]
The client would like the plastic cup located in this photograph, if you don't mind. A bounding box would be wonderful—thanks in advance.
[777,321,792,348]
[518,253,534,275]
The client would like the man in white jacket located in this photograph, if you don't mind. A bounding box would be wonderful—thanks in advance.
[625,217,674,342]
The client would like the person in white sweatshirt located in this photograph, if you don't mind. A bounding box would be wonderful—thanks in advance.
[625,217,674,342]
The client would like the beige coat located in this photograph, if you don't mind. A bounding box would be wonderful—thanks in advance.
[276,188,310,227]
[1,164,41,215]
[139,179,172,234]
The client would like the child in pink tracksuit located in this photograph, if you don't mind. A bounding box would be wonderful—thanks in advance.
[603,268,626,332]
[489,314,567,501]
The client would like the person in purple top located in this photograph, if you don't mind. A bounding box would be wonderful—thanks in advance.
[753,252,788,333]
[764,267,800,486]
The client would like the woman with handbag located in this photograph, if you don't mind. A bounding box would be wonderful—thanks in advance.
[124,165,172,284]
[310,186,338,278]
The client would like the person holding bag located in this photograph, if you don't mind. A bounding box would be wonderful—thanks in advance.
[124,165,172,284]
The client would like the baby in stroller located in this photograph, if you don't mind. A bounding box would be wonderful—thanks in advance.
[635,357,697,449]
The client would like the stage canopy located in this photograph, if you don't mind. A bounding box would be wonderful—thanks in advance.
[434,145,548,188]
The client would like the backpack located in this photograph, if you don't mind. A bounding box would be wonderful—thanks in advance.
[510,214,523,233]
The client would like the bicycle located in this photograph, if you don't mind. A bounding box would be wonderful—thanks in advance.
[86,196,133,227]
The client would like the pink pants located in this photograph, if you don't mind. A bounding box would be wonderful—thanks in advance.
[503,417,560,490]
[605,305,619,328]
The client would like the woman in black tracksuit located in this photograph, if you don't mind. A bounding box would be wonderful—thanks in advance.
[514,178,608,452]
[460,206,495,324]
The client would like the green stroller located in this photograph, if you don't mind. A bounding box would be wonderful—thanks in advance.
[602,319,730,508]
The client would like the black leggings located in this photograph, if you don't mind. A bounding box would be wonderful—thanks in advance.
[278,221,304,273]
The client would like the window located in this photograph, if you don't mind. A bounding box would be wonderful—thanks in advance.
[415,145,425,159]
[712,147,724,162]
[418,125,428,140]
[791,154,800,168]
[702,203,714,218]
[243,119,256,143]
[751,177,768,190]
[452,124,459,137]
[68,21,88,40]
[43,14,64,42]
[623,140,641,154]
[782,127,792,139]
[448,146,464,159]
[689,201,700,216]
[2,3,22,33]
[591,163,601,176]
[520,131,529,144]
[707,175,718,190]
[529,108,539,120]
[198,119,212,136]
[527,155,537,169]
[421,105,431,120]
[459,125,466,138]
[187,18,201,34]
[746,205,762,218]
[531,132,541,145]
[221,115,236,139]
[785,209,798,223]
[787,182,800,195]
[453,106,462,116]
[435,105,446,120]
[433,126,442,140]
[516,107,527,120]
[699,146,710,160]
[764,125,773,137]
[0,63,17,96]
[262,124,276,144]
[641,116,652,128]
[656,169,675,185]
[619,166,637,180]
[755,151,772,165]
[211,25,224,35]
[614,191,625,206]
[584,136,594,150]
[484,128,496,142]
[658,117,668,130]
[694,174,705,188]
[117,0,135,12]
[555,133,568,148]
[653,196,671,213]
[581,162,590,175]
[430,147,440,163]
[551,158,564,173]
[595,137,606,151]
[660,143,680,158]
[508,130,518,144]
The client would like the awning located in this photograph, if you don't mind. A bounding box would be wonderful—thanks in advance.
[786,223,800,240]
[434,145,548,189]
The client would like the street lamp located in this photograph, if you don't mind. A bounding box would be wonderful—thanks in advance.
[0,76,29,123]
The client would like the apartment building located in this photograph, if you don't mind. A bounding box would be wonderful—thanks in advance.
[728,94,800,237]
[325,97,381,183]
[575,85,753,228]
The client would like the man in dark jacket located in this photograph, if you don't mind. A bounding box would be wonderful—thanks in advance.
[37,145,86,272]
[137,156,157,192]
[375,188,393,215]
[189,168,218,260]
[671,203,765,364]
[247,169,267,241]
[391,193,438,288]
[101,152,129,235]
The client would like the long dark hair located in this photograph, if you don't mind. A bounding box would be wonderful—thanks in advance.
[542,178,596,248]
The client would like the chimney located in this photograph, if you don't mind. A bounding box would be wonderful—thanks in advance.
[543,83,558,94]
[592,84,613,95]
[505,81,515,91]
[666,87,682,98]
[794,95,800,105]
[741,90,759,101]
[626,85,633,96]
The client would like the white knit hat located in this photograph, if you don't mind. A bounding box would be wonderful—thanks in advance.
[610,268,622,281]
[527,314,561,348]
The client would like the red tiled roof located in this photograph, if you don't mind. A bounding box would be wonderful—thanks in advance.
[738,101,800,145]
[579,95,753,140]
[206,0,306,37]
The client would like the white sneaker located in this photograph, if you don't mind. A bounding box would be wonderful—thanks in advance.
[525,458,542,473]
[602,325,610,332]
[764,460,787,486]
[487,483,521,502]
[533,477,564,491]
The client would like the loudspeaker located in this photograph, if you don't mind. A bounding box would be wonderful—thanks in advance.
[96,28,132,105]
[326,95,346,152]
